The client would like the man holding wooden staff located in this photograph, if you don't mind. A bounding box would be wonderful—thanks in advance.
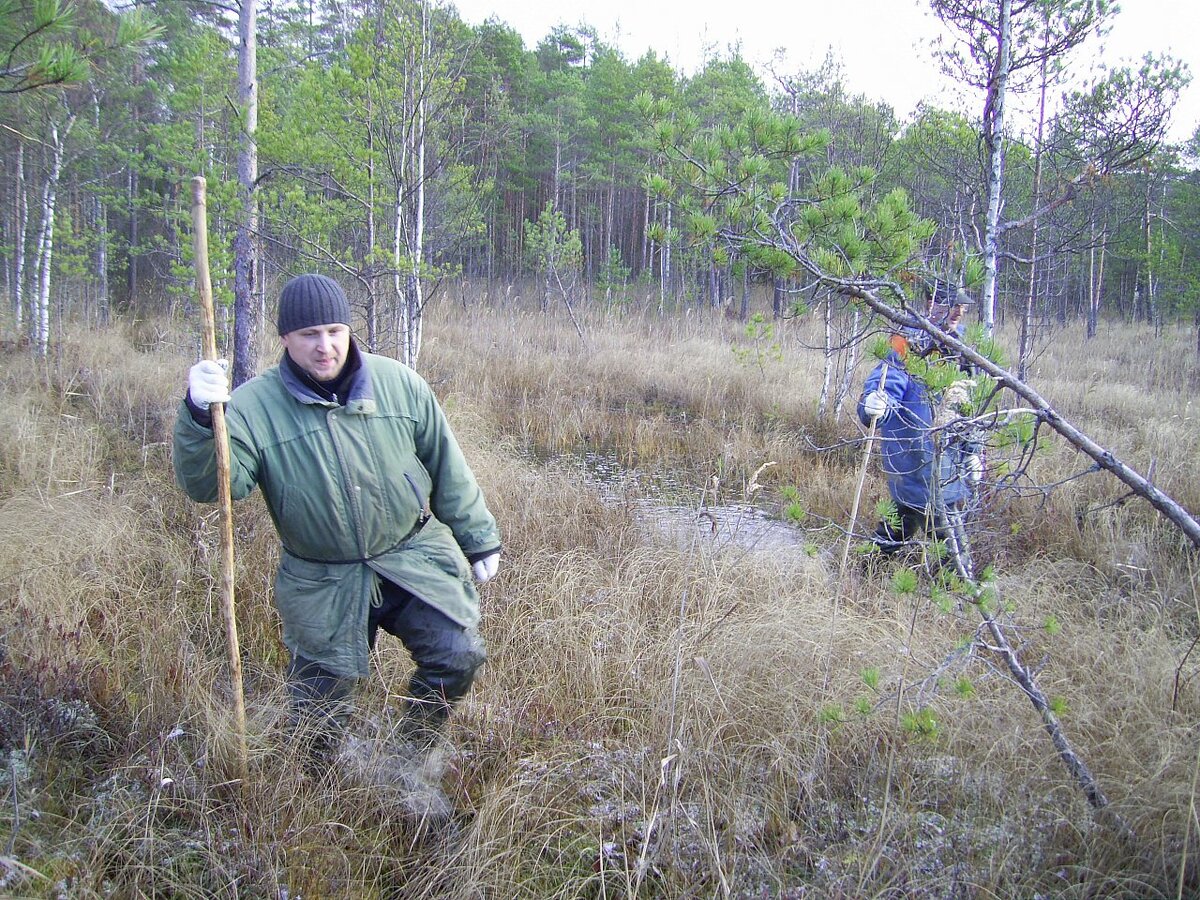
[857,279,982,564]
[173,273,501,790]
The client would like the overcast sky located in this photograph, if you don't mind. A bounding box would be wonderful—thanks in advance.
[449,0,1199,144]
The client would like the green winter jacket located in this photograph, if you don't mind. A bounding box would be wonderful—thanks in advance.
[173,346,500,678]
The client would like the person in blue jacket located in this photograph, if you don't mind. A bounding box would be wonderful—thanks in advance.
[857,281,982,556]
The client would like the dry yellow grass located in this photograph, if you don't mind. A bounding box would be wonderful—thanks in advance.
[0,299,1196,897]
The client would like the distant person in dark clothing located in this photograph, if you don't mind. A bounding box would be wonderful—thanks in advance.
[857,280,982,562]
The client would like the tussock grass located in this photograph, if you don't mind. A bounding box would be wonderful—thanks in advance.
[0,305,1197,896]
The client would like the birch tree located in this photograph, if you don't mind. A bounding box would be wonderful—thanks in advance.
[30,108,74,356]
[930,0,1114,333]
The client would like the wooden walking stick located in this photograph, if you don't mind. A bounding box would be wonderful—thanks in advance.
[191,175,248,785]
[838,362,889,581]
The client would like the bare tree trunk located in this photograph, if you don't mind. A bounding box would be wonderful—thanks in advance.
[95,194,109,327]
[642,190,650,274]
[33,120,73,357]
[126,164,139,305]
[1142,166,1154,330]
[1018,48,1048,381]
[395,0,428,368]
[818,299,833,420]
[832,308,860,423]
[13,142,26,335]
[660,204,671,315]
[366,119,378,351]
[407,13,427,365]
[232,0,260,386]
[981,0,1012,336]
[739,266,750,320]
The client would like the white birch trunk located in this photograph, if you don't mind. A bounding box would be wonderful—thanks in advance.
[817,299,833,420]
[981,0,1012,336]
[34,122,72,357]
[14,143,26,335]
[395,0,428,368]
[1018,48,1048,381]
[832,308,861,423]
[408,12,426,366]
[663,205,672,311]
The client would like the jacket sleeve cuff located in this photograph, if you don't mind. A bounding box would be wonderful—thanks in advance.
[466,546,501,564]
[184,392,213,428]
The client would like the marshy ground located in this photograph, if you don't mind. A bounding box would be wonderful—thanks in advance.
[1,296,1198,897]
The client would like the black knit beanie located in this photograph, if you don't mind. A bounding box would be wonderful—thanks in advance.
[277,274,351,335]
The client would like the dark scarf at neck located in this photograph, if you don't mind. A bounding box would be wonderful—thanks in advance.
[284,338,362,405]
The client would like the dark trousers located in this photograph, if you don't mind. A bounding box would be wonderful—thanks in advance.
[871,502,948,553]
[288,578,487,740]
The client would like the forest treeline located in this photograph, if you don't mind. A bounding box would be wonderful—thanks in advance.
[3,0,1199,368]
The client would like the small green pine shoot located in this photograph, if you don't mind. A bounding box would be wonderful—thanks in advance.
[1049,696,1069,716]
[901,707,939,739]
[936,568,964,593]
[785,502,807,523]
[1044,615,1062,636]
[954,677,976,699]
[931,587,954,614]
[819,704,846,725]
[854,697,873,716]
[876,497,900,528]
[891,568,919,595]
[861,667,881,691]
[968,376,998,415]
[975,586,998,613]
[964,322,1007,367]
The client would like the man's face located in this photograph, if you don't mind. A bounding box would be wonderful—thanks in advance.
[930,302,967,331]
[281,323,351,381]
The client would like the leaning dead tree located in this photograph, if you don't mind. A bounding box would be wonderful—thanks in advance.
[820,277,1197,837]
[846,282,1200,550]
[640,93,1194,834]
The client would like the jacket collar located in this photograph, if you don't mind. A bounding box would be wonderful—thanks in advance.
[279,338,376,414]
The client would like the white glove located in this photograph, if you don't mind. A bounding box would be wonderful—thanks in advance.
[471,552,500,583]
[862,390,889,421]
[188,359,231,410]
[965,453,984,486]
